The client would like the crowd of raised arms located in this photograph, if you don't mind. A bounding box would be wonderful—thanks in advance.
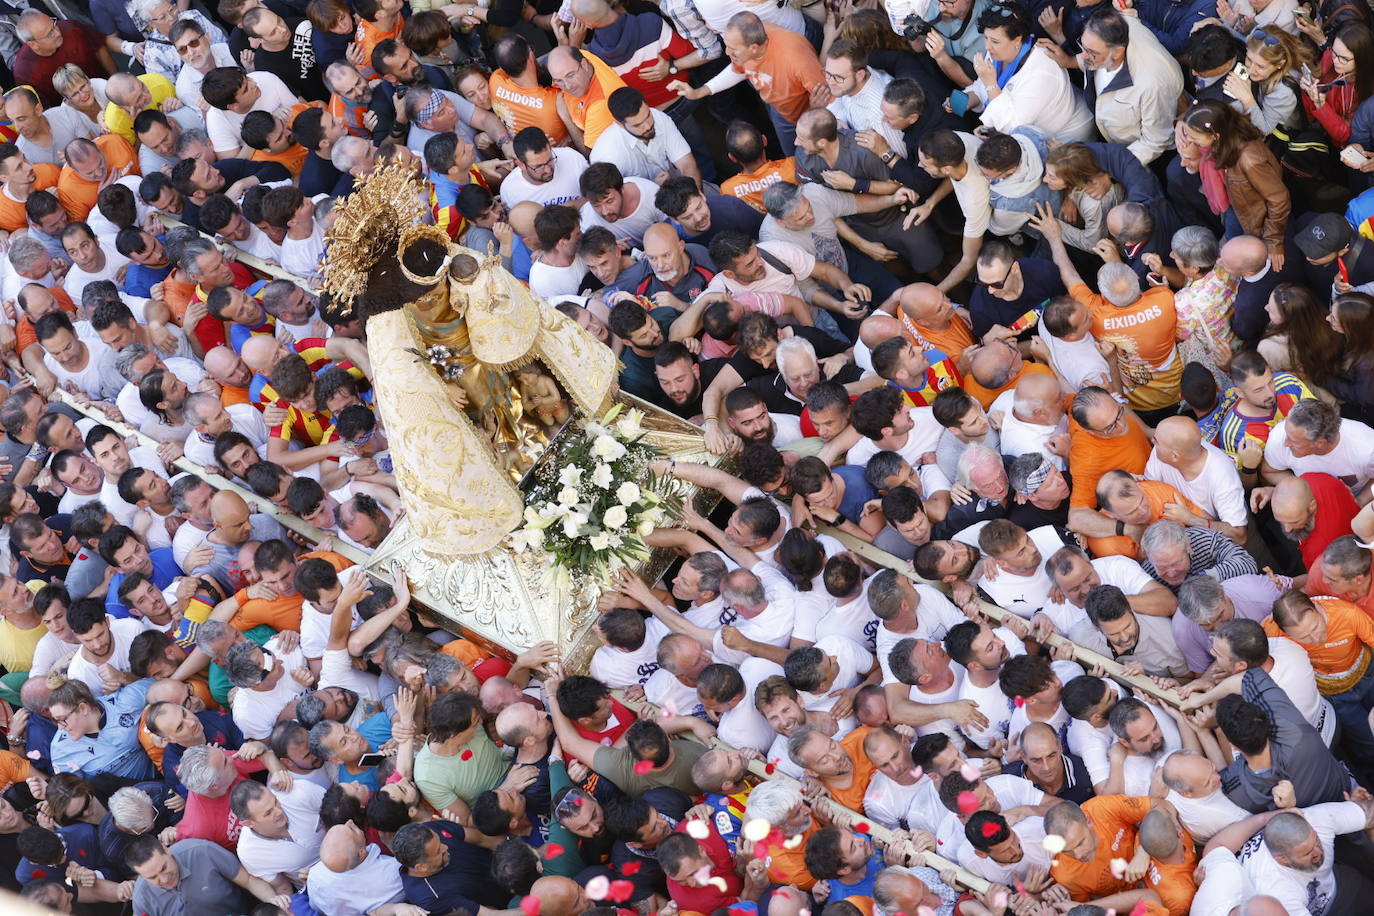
[9,0,1374,913]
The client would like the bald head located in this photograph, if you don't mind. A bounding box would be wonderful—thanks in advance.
[145,678,191,705]
[898,283,945,321]
[1264,811,1316,859]
[530,876,584,916]
[1137,808,1181,860]
[106,73,142,105]
[1106,201,1152,243]
[796,108,836,142]
[970,343,1017,389]
[203,346,242,379]
[1236,897,1292,916]
[240,335,280,375]
[1219,235,1270,277]
[1019,721,1060,756]
[1013,372,1062,419]
[494,700,540,745]
[569,0,614,24]
[319,824,365,872]
[64,138,101,166]
[860,313,901,349]
[1160,750,1215,796]
[3,87,37,118]
[1271,475,1316,537]
[1154,416,1202,458]
[210,490,250,528]
[508,201,541,241]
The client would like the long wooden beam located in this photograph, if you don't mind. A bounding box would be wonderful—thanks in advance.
[153,213,318,292]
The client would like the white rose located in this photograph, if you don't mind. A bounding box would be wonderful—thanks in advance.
[615,412,643,439]
[616,482,641,506]
[556,486,580,506]
[591,435,626,462]
[603,505,629,530]
[589,532,613,551]
[637,517,656,537]
[590,463,614,489]
[558,465,584,487]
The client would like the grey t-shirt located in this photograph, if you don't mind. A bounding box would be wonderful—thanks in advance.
[132,838,249,916]
[191,514,286,591]
[760,183,859,273]
[65,551,110,600]
[795,134,901,233]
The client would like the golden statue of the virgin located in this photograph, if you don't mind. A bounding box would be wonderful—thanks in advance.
[320,162,617,558]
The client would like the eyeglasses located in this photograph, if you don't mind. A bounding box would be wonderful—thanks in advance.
[174,34,205,54]
[976,261,1016,290]
[554,790,590,821]
[52,708,80,728]
[1089,402,1127,435]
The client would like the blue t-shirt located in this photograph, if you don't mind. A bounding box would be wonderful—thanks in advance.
[398,820,503,912]
[162,711,243,797]
[123,260,173,299]
[512,237,533,283]
[107,548,182,618]
[833,464,877,524]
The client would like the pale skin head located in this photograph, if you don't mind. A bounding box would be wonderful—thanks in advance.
[1152,415,1204,467]
[1162,750,1222,797]
[1271,476,1316,539]
[210,490,253,542]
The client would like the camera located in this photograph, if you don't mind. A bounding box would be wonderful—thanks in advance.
[394,84,409,99]
[902,12,933,41]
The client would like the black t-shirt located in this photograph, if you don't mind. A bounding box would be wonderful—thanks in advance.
[227,0,307,68]
[658,357,726,420]
[1002,752,1096,804]
[399,820,504,912]
[249,18,326,101]
[684,195,765,247]
[931,496,1007,541]
[749,362,864,415]
[967,258,1066,340]
[298,151,343,198]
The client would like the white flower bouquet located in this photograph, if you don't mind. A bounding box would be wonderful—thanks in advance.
[507,405,682,584]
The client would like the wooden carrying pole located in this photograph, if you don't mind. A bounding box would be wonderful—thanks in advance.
[48,388,371,567]
[153,214,319,291]
[612,689,994,895]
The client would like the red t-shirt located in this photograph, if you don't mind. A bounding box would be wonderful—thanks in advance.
[13,21,109,107]
[573,698,638,747]
[190,262,258,353]
[176,757,263,849]
[667,821,743,913]
[1300,471,1359,570]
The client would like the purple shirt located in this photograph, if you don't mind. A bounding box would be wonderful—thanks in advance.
[1172,574,1284,674]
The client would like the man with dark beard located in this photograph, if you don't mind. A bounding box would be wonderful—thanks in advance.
[653,342,724,421]
[1270,474,1359,571]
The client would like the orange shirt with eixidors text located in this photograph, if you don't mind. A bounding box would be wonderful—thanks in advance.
[1050,795,1152,901]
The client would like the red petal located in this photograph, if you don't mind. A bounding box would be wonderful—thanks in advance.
[573,797,584,807]
[1014,697,1026,708]
[1129,904,1149,916]
[520,897,542,916]
[31,869,45,879]
[764,762,777,775]
[633,759,654,775]
[609,880,635,902]
[957,791,979,814]
[543,843,565,858]
[620,861,641,875]
[460,749,474,761]
[855,822,870,834]
[982,822,1001,838]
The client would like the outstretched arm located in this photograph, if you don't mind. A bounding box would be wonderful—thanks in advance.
[544,668,610,770]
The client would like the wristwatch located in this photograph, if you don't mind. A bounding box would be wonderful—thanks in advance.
[881,150,897,164]
[668,62,679,75]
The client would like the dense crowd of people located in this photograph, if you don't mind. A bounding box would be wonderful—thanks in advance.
[1,0,1374,913]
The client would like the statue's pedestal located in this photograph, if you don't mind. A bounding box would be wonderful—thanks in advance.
[365,397,724,671]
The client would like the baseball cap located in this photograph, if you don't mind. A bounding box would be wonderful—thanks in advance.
[1294,213,1353,261]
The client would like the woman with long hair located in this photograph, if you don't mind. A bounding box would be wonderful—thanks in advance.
[1324,292,1374,423]
[1179,101,1292,267]
[1223,28,1313,136]
[1300,21,1374,147]
[1260,283,1343,385]
[1043,143,1126,253]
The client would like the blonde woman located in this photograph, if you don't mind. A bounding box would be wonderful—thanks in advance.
[1222,28,1312,136]
[51,64,110,135]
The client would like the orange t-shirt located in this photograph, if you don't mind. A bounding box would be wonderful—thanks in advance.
[57,134,140,220]
[1051,795,1152,901]
[824,726,876,813]
[722,158,797,212]
[229,550,353,632]
[1071,282,1181,411]
[489,70,568,145]
[900,312,975,368]
[1264,595,1374,691]
[1145,840,1198,916]
[0,748,30,793]
[1086,480,1206,559]
[221,383,252,409]
[0,163,60,232]
[16,287,77,354]
[1068,414,1152,508]
[440,638,491,668]
[161,272,198,322]
[737,25,826,124]
[355,16,404,72]
[562,51,626,149]
[764,818,818,890]
[253,143,309,176]
[965,360,1054,410]
[1305,565,1374,620]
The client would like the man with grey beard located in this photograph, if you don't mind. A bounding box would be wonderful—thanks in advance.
[610,221,717,305]
[1270,474,1359,571]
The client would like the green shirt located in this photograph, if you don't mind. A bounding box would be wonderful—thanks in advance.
[209,625,275,707]
[414,728,508,811]
[592,740,707,796]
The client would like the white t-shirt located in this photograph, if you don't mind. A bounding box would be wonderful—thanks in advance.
[875,585,966,684]
[1038,321,1113,393]
[231,635,310,739]
[280,222,325,284]
[236,778,326,882]
[1267,636,1323,731]
[645,667,703,719]
[1192,846,1253,916]
[804,585,880,652]
[1038,555,1155,655]
[1265,417,1374,497]
[976,525,1068,619]
[799,635,873,713]
[499,147,589,207]
[1240,801,1365,916]
[184,402,270,469]
[1066,696,1178,790]
[590,111,692,182]
[29,632,78,678]
[904,777,947,833]
[66,617,152,694]
[44,338,124,401]
[206,71,300,154]
[715,657,785,753]
[299,570,366,660]
[116,355,206,430]
[306,843,405,916]
[846,407,952,497]
[991,389,1067,469]
[590,639,661,689]
[864,769,926,830]
[1164,755,1251,842]
[1144,442,1248,528]
[957,627,1025,749]
[176,44,237,108]
[706,240,815,300]
[956,815,1051,884]
[578,177,668,246]
[62,249,130,301]
[529,256,589,298]
[712,564,797,663]
[318,647,381,704]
